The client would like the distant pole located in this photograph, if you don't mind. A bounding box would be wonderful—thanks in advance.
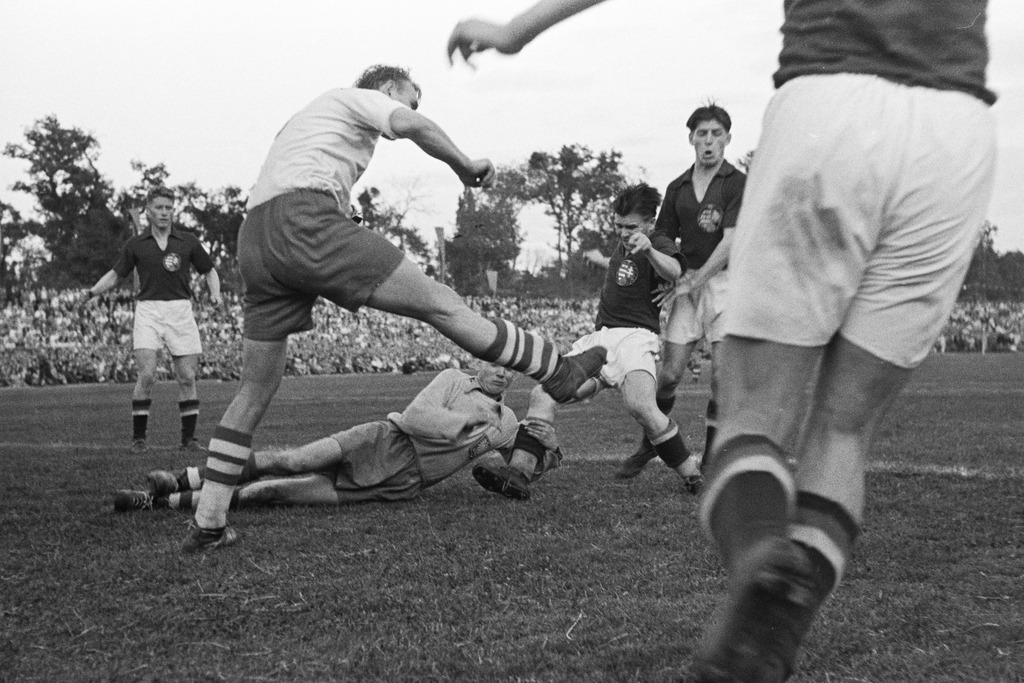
[435,226,446,285]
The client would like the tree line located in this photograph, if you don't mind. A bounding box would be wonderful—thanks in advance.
[1,115,1021,302]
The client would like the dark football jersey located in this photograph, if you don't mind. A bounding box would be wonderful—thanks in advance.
[595,233,685,334]
[775,0,994,105]
[654,161,746,270]
[112,228,215,301]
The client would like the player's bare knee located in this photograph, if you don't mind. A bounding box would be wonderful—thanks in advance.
[136,370,157,391]
[242,483,279,506]
[528,384,556,415]
[176,371,197,390]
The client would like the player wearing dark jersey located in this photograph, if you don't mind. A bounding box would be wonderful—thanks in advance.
[542,183,702,490]
[84,186,222,453]
[448,1,997,680]
[617,104,746,480]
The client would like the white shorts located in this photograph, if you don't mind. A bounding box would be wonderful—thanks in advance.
[663,270,729,346]
[134,299,203,356]
[726,74,996,368]
[569,327,659,388]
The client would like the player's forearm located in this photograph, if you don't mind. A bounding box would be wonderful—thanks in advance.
[690,228,733,288]
[391,111,474,179]
[205,269,221,299]
[646,250,683,282]
[88,270,121,297]
[504,0,609,52]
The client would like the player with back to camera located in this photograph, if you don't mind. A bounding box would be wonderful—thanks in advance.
[478,182,703,497]
[616,103,745,481]
[183,64,605,553]
[84,186,222,453]
[448,1,998,681]
[114,362,563,511]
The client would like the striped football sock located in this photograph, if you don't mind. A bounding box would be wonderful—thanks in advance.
[179,399,200,444]
[790,492,857,588]
[478,319,559,383]
[649,421,690,469]
[193,425,252,529]
[132,399,151,440]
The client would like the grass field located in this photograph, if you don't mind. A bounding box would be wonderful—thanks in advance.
[1,353,1022,682]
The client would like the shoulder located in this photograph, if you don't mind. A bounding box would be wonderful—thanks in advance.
[435,368,471,386]
[329,87,402,114]
[171,229,204,249]
[122,234,146,251]
[714,161,745,192]
[651,233,680,255]
[719,161,746,182]
[664,168,695,194]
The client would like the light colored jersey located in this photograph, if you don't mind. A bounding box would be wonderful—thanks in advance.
[247,88,405,213]
[389,369,519,485]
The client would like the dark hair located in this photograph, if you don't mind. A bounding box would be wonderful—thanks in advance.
[146,186,175,204]
[686,102,732,132]
[354,65,421,96]
[613,183,662,220]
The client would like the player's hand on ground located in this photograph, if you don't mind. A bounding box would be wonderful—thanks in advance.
[625,232,652,255]
[447,19,517,65]
[209,293,223,307]
[523,418,558,451]
[461,159,496,189]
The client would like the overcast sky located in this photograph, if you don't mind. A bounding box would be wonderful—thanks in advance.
[2,0,1022,263]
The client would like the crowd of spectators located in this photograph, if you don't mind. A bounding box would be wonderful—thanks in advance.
[2,288,1022,388]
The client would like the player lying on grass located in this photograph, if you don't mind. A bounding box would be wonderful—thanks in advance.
[484,183,704,497]
[186,63,604,552]
[114,363,562,512]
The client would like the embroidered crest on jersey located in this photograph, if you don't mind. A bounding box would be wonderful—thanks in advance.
[163,253,182,273]
[469,435,492,460]
[698,205,724,233]
[616,259,639,287]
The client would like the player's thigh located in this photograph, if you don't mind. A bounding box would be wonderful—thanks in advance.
[662,292,703,346]
[716,336,823,451]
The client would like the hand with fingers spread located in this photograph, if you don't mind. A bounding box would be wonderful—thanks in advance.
[447,1,608,67]
[523,418,559,451]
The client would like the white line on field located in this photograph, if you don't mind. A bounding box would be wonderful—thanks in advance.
[1,443,1021,480]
